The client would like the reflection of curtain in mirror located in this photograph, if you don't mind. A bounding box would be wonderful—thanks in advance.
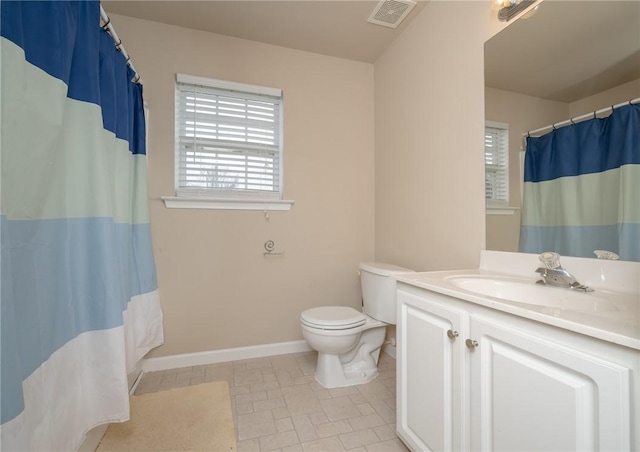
[519,104,640,261]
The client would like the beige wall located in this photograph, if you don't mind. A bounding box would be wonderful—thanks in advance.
[110,2,543,357]
[485,88,568,252]
[374,1,506,272]
[485,78,640,252]
[110,14,375,357]
[570,78,640,117]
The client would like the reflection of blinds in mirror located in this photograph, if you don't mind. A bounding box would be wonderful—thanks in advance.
[485,121,509,206]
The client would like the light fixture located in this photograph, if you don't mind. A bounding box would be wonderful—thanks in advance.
[492,0,509,10]
[497,0,537,21]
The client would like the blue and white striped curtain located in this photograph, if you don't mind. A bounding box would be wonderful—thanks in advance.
[519,103,640,261]
[1,1,164,450]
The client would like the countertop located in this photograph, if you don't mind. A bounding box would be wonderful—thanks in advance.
[394,251,640,351]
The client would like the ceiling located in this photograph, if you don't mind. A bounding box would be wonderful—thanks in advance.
[485,1,640,103]
[104,1,639,102]
[102,0,427,63]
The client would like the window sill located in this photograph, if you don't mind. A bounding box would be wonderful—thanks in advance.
[486,206,520,215]
[162,196,294,211]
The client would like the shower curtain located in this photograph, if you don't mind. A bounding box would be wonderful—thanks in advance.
[519,103,640,261]
[1,1,164,450]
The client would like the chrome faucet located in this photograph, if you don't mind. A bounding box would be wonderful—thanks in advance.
[535,252,594,292]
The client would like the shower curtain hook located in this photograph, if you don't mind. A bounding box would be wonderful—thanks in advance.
[101,17,110,30]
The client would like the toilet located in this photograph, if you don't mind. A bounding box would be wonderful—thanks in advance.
[300,262,413,388]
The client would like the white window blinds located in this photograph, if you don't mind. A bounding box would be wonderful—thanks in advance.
[485,121,509,206]
[175,74,283,199]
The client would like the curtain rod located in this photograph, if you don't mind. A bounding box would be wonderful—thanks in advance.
[100,5,141,84]
[523,97,640,138]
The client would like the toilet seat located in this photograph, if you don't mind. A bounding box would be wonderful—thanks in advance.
[300,306,366,330]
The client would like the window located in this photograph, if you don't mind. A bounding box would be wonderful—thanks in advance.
[485,121,509,208]
[169,74,290,210]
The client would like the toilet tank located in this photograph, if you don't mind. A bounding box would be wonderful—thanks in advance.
[359,262,413,324]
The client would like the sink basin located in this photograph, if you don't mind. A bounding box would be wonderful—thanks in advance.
[445,275,619,313]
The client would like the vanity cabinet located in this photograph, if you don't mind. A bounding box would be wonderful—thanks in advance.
[396,284,637,452]
[396,290,469,451]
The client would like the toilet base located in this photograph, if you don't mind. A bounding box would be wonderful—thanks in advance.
[316,354,378,388]
[313,326,386,388]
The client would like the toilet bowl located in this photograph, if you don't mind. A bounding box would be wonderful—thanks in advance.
[301,306,386,388]
[300,262,413,388]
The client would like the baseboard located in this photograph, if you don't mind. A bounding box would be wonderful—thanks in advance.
[127,362,143,391]
[78,342,311,451]
[383,344,396,359]
[77,424,109,452]
[80,338,390,450]
[141,339,313,372]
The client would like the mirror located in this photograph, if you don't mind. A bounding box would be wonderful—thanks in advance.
[484,0,640,260]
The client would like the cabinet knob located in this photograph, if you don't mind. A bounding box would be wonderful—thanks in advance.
[465,339,479,350]
[447,329,459,340]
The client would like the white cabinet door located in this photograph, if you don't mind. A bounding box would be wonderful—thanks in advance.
[397,289,469,451]
[469,314,632,451]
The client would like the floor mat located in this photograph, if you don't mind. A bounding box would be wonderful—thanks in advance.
[97,381,236,451]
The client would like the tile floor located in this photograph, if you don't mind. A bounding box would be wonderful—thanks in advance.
[135,351,409,452]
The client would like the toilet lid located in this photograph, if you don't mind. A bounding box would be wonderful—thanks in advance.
[300,306,366,330]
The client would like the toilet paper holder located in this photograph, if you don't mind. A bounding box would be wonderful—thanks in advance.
[263,240,283,257]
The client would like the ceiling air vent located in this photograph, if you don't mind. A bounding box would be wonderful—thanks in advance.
[367,0,417,29]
